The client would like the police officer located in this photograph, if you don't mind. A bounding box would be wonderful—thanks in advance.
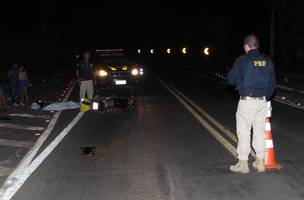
[228,34,276,173]
[76,50,95,101]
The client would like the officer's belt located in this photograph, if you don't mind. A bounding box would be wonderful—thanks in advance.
[240,96,266,100]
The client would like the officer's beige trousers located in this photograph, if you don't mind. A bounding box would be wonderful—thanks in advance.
[236,99,267,160]
[80,80,94,100]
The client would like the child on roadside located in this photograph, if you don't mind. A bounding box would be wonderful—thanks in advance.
[18,66,29,105]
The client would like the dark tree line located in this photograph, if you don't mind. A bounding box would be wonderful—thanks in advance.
[272,0,304,76]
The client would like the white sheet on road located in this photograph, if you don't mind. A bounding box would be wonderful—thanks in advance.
[42,101,80,111]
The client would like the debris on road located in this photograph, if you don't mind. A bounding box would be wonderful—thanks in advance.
[80,146,96,156]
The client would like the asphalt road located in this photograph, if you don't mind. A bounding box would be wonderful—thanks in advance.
[0,78,72,185]
[9,70,304,200]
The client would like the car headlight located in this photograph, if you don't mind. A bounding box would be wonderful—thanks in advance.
[98,70,108,77]
[122,66,128,71]
[131,68,139,76]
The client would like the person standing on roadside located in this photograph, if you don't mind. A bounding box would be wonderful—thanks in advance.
[76,50,95,102]
[18,65,30,105]
[227,34,276,173]
[0,82,7,109]
[7,62,20,106]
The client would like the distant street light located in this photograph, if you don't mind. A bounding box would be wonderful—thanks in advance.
[182,47,187,54]
[137,49,141,54]
[150,49,154,54]
[203,47,210,56]
[166,48,171,54]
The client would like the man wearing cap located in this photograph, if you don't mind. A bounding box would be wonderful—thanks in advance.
[227,34,276,173]
[76,50,95,101]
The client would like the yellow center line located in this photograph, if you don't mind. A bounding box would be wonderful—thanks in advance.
[170,85,256,157]
[158,78,237,158]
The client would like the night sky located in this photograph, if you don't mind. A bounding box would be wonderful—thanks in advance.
[0,1,271,49]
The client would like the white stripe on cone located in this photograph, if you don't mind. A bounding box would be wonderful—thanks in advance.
[266,101,272,118]
[265,122,271,131]
[265,139,274,148]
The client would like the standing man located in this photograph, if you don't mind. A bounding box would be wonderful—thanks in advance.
[8,62,20,106]
[76,50,95,102]
[227,34,276,173]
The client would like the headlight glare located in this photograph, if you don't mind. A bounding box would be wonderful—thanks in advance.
[131,68,139,76]
[99,70,108,77]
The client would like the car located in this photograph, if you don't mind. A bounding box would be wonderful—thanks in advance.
[93,49,143,111]
[94,49,144,86]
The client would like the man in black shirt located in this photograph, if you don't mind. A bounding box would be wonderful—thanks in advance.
[76,50,95,101]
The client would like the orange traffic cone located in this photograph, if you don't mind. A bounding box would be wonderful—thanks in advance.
[264,117,282,169]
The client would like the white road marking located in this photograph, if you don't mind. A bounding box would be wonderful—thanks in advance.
[158,78,237,158]
[0,123,44,131]
[0,139,33,148]
[171,85,238,143]
[0,80,76,198]
[2,111,85,200]
[1,111,60,181]
[7,113,51,119]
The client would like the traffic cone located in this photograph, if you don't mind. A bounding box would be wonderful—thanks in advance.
[264,117,282,170]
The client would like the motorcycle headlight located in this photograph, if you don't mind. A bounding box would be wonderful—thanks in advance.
[98,70,108,77]
[131,68,139,76]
